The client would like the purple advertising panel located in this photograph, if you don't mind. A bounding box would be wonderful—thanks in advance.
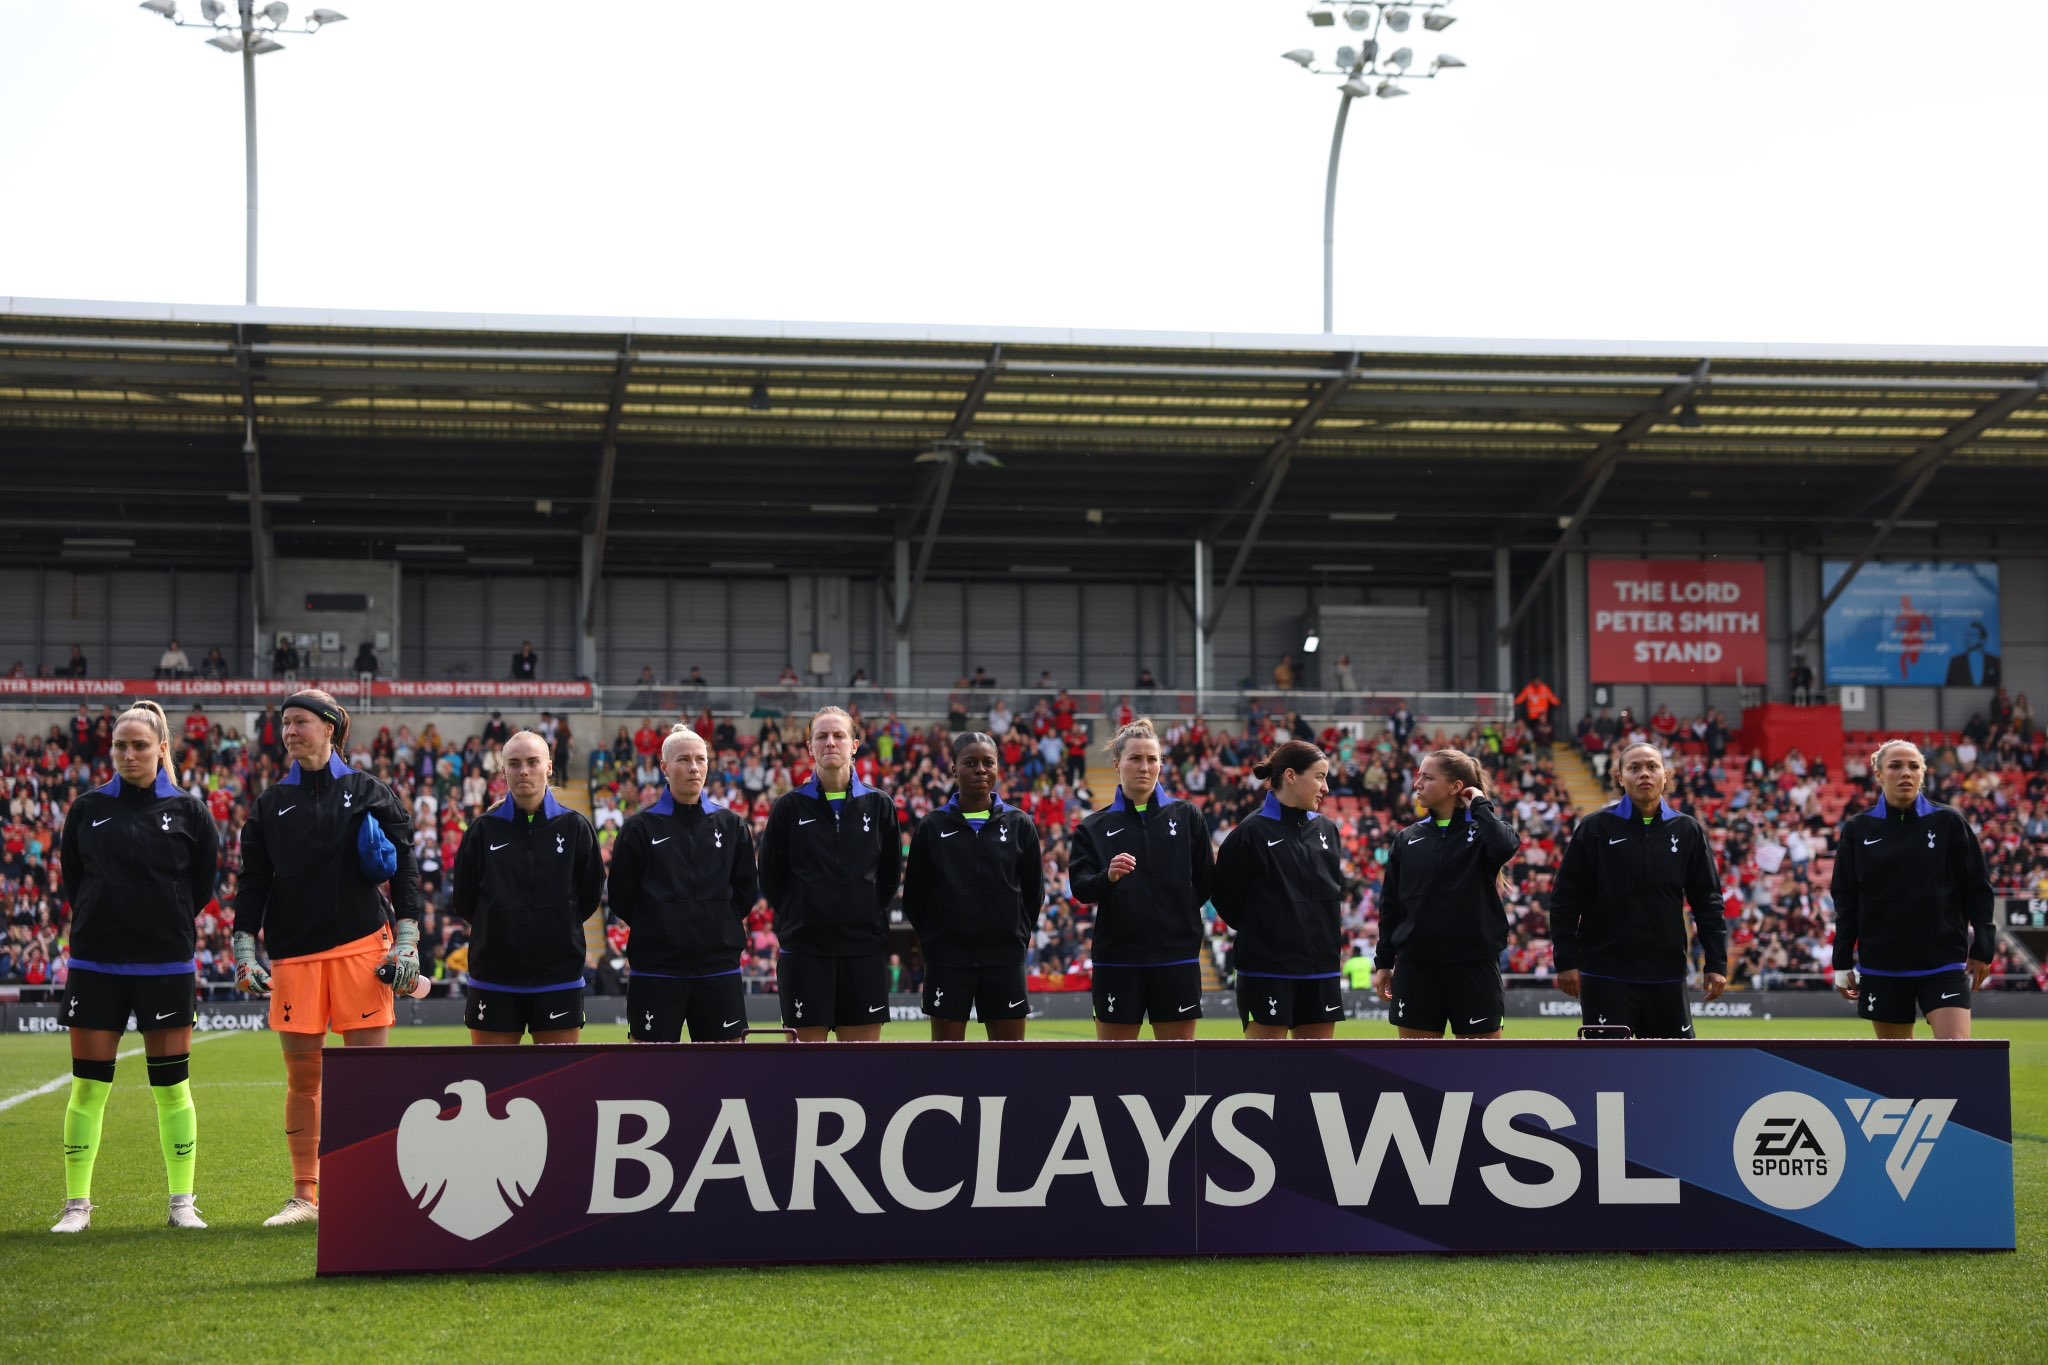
[317,1040,2013,1275]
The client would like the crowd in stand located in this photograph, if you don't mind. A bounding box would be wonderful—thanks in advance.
[6,676,2046,995]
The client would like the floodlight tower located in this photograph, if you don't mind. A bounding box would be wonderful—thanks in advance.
[1282,3,1466,333]
[139,1,350,304]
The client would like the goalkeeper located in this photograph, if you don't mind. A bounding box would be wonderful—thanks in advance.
[232,689,421,1228]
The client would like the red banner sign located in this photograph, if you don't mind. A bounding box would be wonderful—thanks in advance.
[0,677,592,701]
[1588,560,1767,684]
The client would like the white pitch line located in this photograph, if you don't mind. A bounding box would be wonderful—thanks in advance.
[0,1032,237,1113]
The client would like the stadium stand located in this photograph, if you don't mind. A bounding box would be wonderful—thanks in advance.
[7,680,2045,998]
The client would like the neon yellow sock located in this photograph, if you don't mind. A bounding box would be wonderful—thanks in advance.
[149,1062,198,1197]
[63,1071,113,1201]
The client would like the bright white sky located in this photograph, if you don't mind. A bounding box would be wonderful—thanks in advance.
[3,0,2045,346]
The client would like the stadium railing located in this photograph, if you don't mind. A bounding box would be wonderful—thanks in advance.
[592,684,1513,727]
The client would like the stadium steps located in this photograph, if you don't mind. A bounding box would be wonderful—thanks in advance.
[555,774,594,820]
[1551,746,1609,812]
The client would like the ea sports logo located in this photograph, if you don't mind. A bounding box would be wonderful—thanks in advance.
[397,1079,548,1241]
[1732,1091,1844,1210]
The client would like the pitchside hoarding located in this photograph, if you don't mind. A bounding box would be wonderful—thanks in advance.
[1822,562,2002,687]
[317,1040,2012,1273]
[1588,561,1767,684]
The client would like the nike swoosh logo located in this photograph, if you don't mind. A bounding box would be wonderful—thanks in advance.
[1609,837,1628,845]
[1407,837,1424,845]
[1325,1004,1342,1013]
[549,1010,569,1019]
[722,1019,742,1028]
[1267,838,1284,847]
[156,1011,177,1020]
[1940,992,1961,1000]
[1178,1003,1198,1013]
[651,836,671,845]
[1864,838,1883,845]
[869,1005,886,1013]
[278,806,295,816]
[941,830,961,838]
[1469,1017,1489,1025]
[798,818,818,826]
[93,818,112,827]
[1008,999,1026,1008]
[359,1010,377,1018]
[1106,827,1125,837]
[490,842,509,851]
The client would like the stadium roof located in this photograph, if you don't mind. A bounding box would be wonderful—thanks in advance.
[2,297,2044,596]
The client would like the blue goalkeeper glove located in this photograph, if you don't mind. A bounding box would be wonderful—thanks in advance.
[357,814,397,881]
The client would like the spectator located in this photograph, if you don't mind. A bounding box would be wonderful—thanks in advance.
[271,635,300,678]
[69,704,94,760]
[200,646,231,679]
[1332,654,1359,693]
[182,704,211,766]
[482,710,511,747]
[63,643,89,678]
[778,663,801,686]
[1514,677,1561,743]
[972,666,995,689]
[849,667,872,690]
[352,641,379,676]
[684,665,710,690]
[1789,654,1816,705]
[1272,654,1296,691]
[157,639,193,677]
[1136,667,1159,690]
[511,640,538,680]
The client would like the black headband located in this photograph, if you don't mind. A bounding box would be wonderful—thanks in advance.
[282,692,342,728]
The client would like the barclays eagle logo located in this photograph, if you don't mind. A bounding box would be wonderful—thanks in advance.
[397,1079,547,1241]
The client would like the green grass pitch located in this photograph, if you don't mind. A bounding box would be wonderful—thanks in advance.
[3,1017,2044,1363]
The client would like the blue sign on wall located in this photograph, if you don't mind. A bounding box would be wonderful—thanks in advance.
[1823,562,2001,687]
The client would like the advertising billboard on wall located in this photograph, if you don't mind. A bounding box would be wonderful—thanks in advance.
[1587,560,1768,684]
[1822,562,2001,687]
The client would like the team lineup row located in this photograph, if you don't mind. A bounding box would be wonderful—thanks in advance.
[46,690,1996,1232]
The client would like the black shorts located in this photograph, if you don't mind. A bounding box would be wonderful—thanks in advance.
[1579,975,1694,1039]
[465,983,585,1036]
[1093,962,1204,1025]
[627,971,747,1042]
[1391,959,1504,1035]
[1237,974,1344,1030]
[777,952,890,1029]
[63,968,195,1034]
[1859,970,1971,1026]
[921,963,1030,1022]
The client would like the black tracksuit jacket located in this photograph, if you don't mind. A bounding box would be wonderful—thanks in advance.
[1210,793,1346,976]
[1373,798,1520,970]
[234,752,421,958]
[1550,796,1726,981]
[1829,794,1995,973]
[902,796,1042,968]
[1068,787,1213,965]
[606,789,757,976]
[60,770,219,967]
[449,791,604,987]
[756,775,902,956]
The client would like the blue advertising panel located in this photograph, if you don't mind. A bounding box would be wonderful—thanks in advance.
[1823,561,2001,686]
[317,1040,2014,1273]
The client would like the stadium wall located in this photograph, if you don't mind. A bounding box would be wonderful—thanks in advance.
[5,549,2038,714]
[1559,537,2046,735]
[0,564,1488,695]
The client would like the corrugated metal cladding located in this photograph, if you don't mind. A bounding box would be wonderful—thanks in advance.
[1023,583,1081,688]
[1082,583,1139,693]
[0,569,38,667]
[964,582,1022,689]
[603,578,664,685]
[731,578,790,685]
[671,581,726,681]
